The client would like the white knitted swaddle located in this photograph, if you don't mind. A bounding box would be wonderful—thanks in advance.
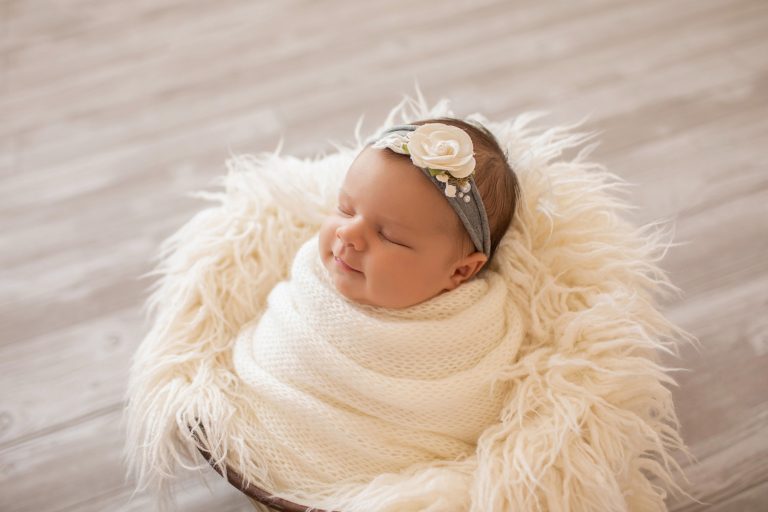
[232,232,523,501]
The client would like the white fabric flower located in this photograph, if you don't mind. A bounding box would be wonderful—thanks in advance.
[372,132,410,154]
[407,123,476,179]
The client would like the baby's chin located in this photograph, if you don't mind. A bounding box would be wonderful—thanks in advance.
[333,280,378,307]
[327,269,388,308]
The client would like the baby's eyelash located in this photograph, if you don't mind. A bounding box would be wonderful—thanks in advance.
[380,231,409,248]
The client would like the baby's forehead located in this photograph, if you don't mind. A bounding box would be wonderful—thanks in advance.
[343,147,462,234]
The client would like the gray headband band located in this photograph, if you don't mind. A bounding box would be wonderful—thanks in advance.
[367,124,492,259]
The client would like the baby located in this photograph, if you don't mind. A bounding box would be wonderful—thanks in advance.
[318,117,520,308]
[232,117,524,509]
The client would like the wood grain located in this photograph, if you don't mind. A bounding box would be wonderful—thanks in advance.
[1,0,766,510]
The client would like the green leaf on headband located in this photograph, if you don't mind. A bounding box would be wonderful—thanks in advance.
[427,168,443,176]
[402,143,409,154]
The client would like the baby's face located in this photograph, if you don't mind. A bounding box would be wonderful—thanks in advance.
[318,146,484,309]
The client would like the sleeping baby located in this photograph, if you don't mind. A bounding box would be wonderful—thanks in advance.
[231,118,525,511]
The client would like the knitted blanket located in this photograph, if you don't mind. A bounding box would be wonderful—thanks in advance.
[124,92,695,511]
[230,232,522,509]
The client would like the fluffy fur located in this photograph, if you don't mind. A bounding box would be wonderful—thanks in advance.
[123,89,696,511]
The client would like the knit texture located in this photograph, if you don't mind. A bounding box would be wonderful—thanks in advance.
[123,90,696,511]
[231,232,521,505]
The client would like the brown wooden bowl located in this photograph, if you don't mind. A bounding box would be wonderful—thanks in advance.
[189,423,335,512]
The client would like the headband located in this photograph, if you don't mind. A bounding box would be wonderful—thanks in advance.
[366,123,491,259]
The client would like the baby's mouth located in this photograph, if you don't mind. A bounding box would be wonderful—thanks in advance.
[334,255,361,273]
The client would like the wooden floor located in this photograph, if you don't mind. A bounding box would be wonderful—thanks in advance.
[1,0,767,510]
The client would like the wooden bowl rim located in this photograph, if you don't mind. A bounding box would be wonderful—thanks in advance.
[189,423,336,512]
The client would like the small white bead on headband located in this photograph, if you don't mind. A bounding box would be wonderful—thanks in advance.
[367,122,492,259]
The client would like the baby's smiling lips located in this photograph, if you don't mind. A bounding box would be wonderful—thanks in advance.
[334,254,362,273]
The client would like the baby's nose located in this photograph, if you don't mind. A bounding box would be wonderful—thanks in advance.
[337,225,366,251]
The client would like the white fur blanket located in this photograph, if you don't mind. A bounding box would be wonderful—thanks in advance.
[124,92,695,511]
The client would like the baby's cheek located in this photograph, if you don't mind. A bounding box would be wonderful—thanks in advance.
[381,265,414,298]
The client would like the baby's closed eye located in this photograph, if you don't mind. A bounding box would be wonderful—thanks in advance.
[378,230,407,247]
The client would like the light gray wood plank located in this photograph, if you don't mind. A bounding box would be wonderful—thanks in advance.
[704,479,768,512]
[2,0,767,510]
[0,407,252,512]
[668,411,768,511]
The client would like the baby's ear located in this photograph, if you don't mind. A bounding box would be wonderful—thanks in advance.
[447,252,488,289]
